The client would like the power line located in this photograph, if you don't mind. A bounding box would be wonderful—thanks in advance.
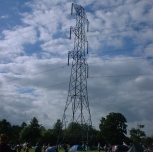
[0,42,70,62]
[89,73,153,78]
[88,57,153,65]
[0,13,152,42]
[1,73,152,92]
[1,36,151,62]
[97,0,151,10]
[88,21,153,33]
[1,17,67,41]
[1,22,150,43]
[0,56,152,86]
[28,65,67,75]
[40,81,69,89]
[90,45,153,55]
[1,28,152,63]
[87,26,152,38]
[0,65,68,85]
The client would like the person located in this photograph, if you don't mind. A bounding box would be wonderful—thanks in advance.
[54,145,58,152]
[128,143,132,149]
[104,144,108,152]
[24,143,29,152]
[63,144,68,152]
[147,147,152,152]
[43,144,47,152]
[35,143,42,152]
[98,142,101,152]
[114,146,118,152]
[17,144,22,152]
[45,143,56,152]
[82,142,86,151]
[0,134,17,152]
[108,144,112,152]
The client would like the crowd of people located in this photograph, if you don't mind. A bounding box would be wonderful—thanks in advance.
[0,133,59,152]
[0,134,16,152]
[0,133,153,152]
[97,142,153,152]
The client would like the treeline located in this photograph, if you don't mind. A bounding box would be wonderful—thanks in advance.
[0,117,58,145]
[0,112,153,147]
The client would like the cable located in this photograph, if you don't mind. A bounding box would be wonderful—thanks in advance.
[89,73,153,78]
[0,81,70,92]
[0,17,69,41]
[88,57,153,65]
[1,45,153,75]
[88,21,153,33]
[89,45,153,55]
[0,13,152,42]
[28,65,67,75]
[97,0,151,10]
[0,65,68,85]
[1,27,152,63]
[1,73,152,92]
[87,26,152,38]
[0,56,152,86]
[1,35,151,61]
[40,81,69,89]
[0,21,142,43]
[0,40,71,62]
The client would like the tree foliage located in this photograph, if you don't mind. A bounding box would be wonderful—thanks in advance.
[0,113,150,146]
[20,117,42,144]
[10,125,22,143]
[53,119,63,136]
[20,122,27,129]
[129,124,146,143]
[41,129,56,145]
[0,119,12,135]
[99,112,127,145]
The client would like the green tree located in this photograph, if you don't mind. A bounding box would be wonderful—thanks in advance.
[144,136,153,146]
[10,125,22,143]
[20,117,42,144]
[20,126,32,143]
[0,119,12,135]
[53,119,63,136]
[42,129,56,145]
[99,112,127,145]
[129,124,146,143]
[65,122,97,144]
[21,122,27,129]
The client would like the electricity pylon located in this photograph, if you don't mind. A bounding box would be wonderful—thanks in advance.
[58,3,92,145]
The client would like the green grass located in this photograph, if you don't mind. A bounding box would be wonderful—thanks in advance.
[20,148,105,152]
[21,149,34,152]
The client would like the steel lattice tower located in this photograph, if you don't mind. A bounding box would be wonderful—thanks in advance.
[58,3,92,145]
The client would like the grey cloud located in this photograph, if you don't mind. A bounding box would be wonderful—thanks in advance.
[0,0,152,136]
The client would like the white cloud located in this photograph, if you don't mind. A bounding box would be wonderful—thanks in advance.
[0,0,153,136]
[0,15,9,19]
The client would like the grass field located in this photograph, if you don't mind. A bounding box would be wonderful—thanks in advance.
[20,149,105,152]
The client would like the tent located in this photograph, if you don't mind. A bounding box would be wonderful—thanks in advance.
[127,143,144,152]
[116,145,129,152]
[69,145,83,151]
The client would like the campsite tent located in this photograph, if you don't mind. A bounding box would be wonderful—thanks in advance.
[127,143,144,152]
[69,145,83,151]
[115,145,129,152]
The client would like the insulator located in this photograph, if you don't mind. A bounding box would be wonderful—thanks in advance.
[87,64,89,78]
[69,27,72,39]
[87,41,88,54]
[87,20,89,32]
[68,52,70,65]
[71,3,73,15]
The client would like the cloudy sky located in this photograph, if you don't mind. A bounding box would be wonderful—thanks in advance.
[0,0,153,136]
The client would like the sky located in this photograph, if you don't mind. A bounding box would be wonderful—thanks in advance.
[0,0,153,137]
